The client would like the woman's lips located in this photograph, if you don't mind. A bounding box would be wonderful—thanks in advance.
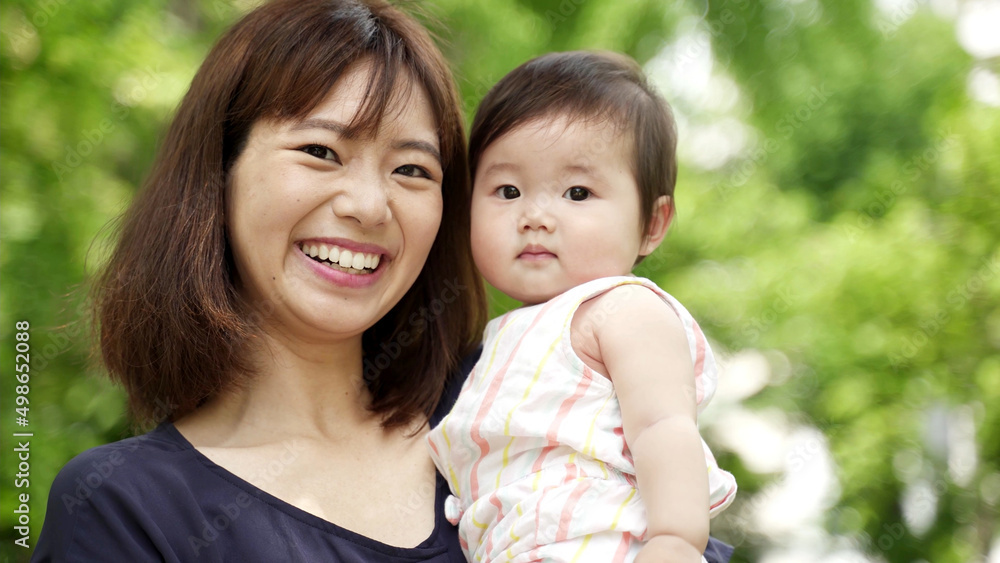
[296,238,390,288]
[300,241,382,271]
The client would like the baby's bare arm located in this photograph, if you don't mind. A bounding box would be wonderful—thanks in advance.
[587,286,709,561]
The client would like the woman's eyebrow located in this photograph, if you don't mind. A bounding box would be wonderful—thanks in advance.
[291,118,347,135]
[395,139,442,166]
[289,118,441,165]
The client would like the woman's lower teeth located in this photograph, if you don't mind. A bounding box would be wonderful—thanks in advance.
[319,258,372,274]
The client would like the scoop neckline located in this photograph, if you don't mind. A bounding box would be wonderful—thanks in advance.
[157,421,448,557]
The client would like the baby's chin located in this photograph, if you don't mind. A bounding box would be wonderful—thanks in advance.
[508,286,567,306]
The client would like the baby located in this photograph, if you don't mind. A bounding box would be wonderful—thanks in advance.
[428,51,736,563]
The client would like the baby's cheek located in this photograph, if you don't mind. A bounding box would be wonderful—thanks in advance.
[470,231,499,276]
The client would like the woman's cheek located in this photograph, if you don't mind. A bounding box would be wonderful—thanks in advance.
[423,192,445,244]
[402,190,444,259]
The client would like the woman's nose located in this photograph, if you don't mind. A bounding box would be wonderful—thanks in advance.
[330,165,392,228]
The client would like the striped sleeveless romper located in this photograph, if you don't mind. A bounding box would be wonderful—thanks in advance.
[427,276,737,562]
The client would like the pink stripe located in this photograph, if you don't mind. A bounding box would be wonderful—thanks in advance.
[529,485,563,558]
[711,484,737,510]
[523,472,594,550]
[531,444,558,474]
[488,490,503,513]
[612,532,632,563]
[556,480,590,542]
[468,301,557,500]
[483,507,496,556]
[534,489,544,546]
[481,488,512,557]
[526,373,592,477]
[691,321,707,403]
[547,374,592,444]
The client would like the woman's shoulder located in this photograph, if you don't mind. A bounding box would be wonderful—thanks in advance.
[43,424,197,522]
[34,424,197,562]
[50,424,186,500]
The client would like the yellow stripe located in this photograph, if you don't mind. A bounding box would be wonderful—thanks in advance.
[496,330,562,489]
[471,510,489,530]
[576,281,643,485]
[609,488,636,530]
[440,316,517,497]
[496,436,515,490]
[570,534,594,562]
[482,318,517,389]
[502,332,562,436]
[511,300,600,492]
[583,393,614,456]
[504,505,522,559]
[437,419,459,495]
[438,411,461,495]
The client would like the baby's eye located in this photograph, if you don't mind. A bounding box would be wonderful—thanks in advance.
[564,187,590,201]
[395,164,432,180]
[497,185,520,199]
[300,144,340,163]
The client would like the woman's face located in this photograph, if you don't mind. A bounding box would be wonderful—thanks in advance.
[226,62,444,344]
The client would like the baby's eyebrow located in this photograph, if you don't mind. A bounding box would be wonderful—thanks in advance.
[481,161,519,176]
[562,163,597,176]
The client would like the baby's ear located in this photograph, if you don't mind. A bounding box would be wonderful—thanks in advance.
[638,195,673,257]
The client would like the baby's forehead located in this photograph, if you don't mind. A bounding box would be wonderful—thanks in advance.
[515,110,628,135]
[505,111,635,156]
[481,112,641,189]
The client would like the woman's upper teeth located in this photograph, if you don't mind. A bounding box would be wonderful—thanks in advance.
[304,243,381,270]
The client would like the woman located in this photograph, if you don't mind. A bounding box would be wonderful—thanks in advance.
[35,1,486,560]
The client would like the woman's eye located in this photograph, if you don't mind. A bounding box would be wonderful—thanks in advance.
[395,164,432,179]
[498,185,520,199]
[564,187,590,201]
[300,144,339,162]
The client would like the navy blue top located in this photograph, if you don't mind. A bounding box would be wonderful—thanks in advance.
[34,349,732,562]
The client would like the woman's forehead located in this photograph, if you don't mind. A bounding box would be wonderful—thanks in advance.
[292,63,435,138]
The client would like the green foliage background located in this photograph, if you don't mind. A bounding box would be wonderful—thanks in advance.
[1,0,997,561]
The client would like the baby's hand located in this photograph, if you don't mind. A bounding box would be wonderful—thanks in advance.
[634,534,704,563]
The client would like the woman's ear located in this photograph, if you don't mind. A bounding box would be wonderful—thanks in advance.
[638,195,674,257]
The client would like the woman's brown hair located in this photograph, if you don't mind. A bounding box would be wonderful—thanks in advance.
[94,0,486,429]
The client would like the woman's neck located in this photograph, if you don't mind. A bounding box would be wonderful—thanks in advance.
[177,331,382,447]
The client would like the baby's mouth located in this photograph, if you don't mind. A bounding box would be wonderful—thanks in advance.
[300,243,381,275]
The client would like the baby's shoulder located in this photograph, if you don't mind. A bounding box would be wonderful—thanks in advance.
[576,280,677,326]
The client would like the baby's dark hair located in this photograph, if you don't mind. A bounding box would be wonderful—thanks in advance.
[469,50,678,238]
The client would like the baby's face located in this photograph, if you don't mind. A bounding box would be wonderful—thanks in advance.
[471,115,654,305]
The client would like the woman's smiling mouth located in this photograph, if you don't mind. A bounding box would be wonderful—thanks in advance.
[300,242,382,274]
